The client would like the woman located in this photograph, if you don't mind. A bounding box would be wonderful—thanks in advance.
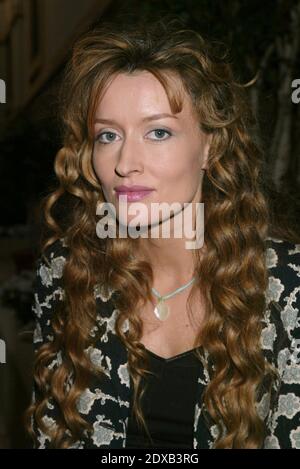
[25,15,300,449]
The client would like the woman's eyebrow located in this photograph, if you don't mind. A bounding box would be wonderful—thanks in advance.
[94,113,179,125]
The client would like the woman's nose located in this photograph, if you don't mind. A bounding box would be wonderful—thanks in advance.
[115,138,144,176]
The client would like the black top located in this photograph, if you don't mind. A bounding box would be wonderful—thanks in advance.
[125,346,201,449]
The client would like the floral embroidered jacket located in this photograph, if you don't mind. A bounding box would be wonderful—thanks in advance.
[30,237,300,448]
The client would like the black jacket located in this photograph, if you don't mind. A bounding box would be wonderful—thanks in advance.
[30,236,300,448]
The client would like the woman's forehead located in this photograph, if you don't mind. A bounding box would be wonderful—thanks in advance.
[93,71,196,124]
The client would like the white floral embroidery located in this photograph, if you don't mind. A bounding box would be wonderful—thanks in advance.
[277,347,291,376]
[289,244,300,255]
[47,401,54,411]
[210,424,220,439]
[32,288,65,318]
[95,309,129,343]
[266,276,284,304]
[117,362,130,389]
[282,363,300,385]
[50,256,66,279]
[33,321,42,343]
[85,346,111,378]
[117,396,130,410]
[266,248,278,269]
[288,262,300,278]
[36,429,51,449]
[193,402,201,435]
[47,352,62,371]
[77,388,118,415]
[39,264,53,288]
[256,392,271,421]
[91,415,115,447]
[264,434,280,449]
[277,393,300,419]
[281,305,299,333]
[290,427,300,448]
[77,389,98,414]
[208,423,223,448]
[39,255,65,287]
[261,323,277,350]
[42,415,57,432]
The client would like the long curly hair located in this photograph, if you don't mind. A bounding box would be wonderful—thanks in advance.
[25,14,300,449]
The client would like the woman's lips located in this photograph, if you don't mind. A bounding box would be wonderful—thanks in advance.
[115,190,154,201]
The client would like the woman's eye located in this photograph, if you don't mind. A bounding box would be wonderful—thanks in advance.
[96,131,119,144]
[95,128,172,145]
[148,129,172,141]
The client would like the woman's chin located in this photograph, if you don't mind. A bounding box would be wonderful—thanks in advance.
[116,216,163,235]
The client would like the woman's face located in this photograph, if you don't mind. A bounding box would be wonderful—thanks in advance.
[92,70,211,232]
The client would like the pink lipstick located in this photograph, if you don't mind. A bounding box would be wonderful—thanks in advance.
[115,185,154,202]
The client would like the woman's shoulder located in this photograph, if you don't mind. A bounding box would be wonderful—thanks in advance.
[265,235,300,267]
[34,237,116,311]
[33,237,69,292]
[263,236,300,358]
[39,236,69,267]
[261,237,300,449]
[265,236,300,308]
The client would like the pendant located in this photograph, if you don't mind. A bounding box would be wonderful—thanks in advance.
[153,298,170,321]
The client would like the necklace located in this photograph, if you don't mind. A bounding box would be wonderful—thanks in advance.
[151,276,196,321]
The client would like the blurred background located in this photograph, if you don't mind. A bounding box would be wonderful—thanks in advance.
[0,0,299,448]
